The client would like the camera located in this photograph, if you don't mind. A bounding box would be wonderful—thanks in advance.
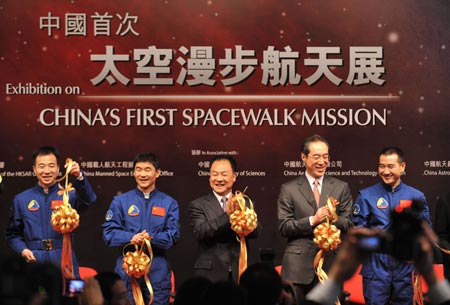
[358,235,386,252]
[66,279,84,297]
[387,200,425,261]
[357,200,426,261]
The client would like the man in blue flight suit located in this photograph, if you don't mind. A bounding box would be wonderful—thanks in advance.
[353,147,431,305]
[5,146,97,279]
[103,152,180,305]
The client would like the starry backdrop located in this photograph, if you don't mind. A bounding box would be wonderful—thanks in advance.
[0,0,449,286]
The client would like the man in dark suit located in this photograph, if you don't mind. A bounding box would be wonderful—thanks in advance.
[278,135,353,304]
[188,154,262,283]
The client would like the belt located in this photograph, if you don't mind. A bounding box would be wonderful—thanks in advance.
[27,239,63,251]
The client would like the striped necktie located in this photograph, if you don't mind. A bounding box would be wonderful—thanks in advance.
[313,179,321,207]
[221,196,228,211]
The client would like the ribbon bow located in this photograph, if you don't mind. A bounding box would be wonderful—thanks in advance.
[51,158,80,234]
[229,189,258,280]
[313,196,342,305]
[122,238,154,305]
[50,158,80,282]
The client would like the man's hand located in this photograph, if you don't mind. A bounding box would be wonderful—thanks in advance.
[225,199,239,216]
[328,227,382,283]
[312,206,332,226]
[21,248,36,263]
[68,161,81,178]
[131,230,151,245]
[414,222,439,286]
[78,277,104,305]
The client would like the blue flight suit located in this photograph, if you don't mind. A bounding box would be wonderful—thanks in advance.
[103,188,180,305]
[353,181,431,305]
[5,176,97,278]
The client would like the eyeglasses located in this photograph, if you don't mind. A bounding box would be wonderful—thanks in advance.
[308,154,330,161]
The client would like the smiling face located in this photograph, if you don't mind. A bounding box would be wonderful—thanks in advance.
[133,161,161,193]
[378,153,405,188]
[301,141,329,178]
[33,153,59,189]
[209,159,237,196]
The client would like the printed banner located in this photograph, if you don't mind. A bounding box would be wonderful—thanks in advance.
[1,1,449,285]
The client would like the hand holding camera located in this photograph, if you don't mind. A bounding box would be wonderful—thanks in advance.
[357,200,429,261]
[66,279,85,297]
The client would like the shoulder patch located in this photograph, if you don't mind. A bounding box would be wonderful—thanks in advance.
[352,204,360,215]
[27,200,40,211]
[128,205,140,216]
[105,209,113,221]
[376,198,389,209]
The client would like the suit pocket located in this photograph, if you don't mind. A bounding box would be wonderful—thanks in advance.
[194,259,212,270]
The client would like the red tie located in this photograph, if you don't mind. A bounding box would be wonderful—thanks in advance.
[313,180,321,207]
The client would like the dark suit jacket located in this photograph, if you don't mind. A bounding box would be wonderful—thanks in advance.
[278,175,353,284]
[301,300,450,305]
[301,301,322,305]
[435,191,450,280]
[188,192,262,282]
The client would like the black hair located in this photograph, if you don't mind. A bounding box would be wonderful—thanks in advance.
[0,255,63,305]
[173,276,212,305]
[380,147,405,163]
[300,135,329,156]
[210,155,237,173]
[32,146,60,165]
[94,272,122,303]
[133,152,160,170]
[202,281,247,305]
[239,263,282,305]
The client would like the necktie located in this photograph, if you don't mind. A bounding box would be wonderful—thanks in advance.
[313,179,321,207]
[221,196,228,211]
